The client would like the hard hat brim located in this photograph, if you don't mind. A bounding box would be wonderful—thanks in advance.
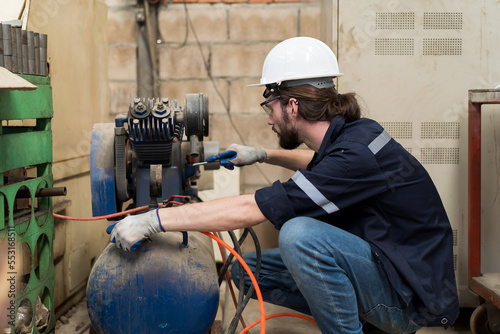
[247,73,344,87]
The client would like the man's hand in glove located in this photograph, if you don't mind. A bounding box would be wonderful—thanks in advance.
[106,209,165,251]
[208,144,267,170]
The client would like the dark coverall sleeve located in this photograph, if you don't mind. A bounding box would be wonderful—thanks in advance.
[255,142,389,229]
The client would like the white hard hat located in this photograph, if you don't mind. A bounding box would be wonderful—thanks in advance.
[250,37,343,87]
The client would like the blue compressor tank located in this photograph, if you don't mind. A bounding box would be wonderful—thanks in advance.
[86,231,219,334]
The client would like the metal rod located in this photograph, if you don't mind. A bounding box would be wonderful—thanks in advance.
[39,34,47,76]
[10,26,17,73]
[27,30,35,74]
[21,29,28,73]
[2,23,12,71]
[0,24,4,67]
[16,27,22,73]
[16,187,68,199]
[34,32,40,75]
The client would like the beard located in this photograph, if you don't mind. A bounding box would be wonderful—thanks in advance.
[277,107,301,150]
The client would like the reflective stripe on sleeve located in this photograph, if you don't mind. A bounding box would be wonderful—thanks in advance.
[291,171,339,214]
[368,130,391,155]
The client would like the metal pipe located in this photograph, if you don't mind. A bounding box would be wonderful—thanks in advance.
[16,187,67,198]
[189,135,200,157]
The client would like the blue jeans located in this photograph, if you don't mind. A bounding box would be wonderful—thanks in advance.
[231,217,421,334]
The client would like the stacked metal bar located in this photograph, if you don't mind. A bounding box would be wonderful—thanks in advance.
[0,23,48,76]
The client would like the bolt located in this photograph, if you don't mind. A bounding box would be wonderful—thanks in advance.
[135,102,147,115]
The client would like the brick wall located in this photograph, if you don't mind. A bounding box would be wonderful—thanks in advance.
[105,0,321,194]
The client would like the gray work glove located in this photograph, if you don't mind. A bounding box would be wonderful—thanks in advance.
[106,209,164,251]
[221,144,267,169]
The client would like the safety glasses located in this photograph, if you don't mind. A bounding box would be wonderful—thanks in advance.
[260,95,280,115]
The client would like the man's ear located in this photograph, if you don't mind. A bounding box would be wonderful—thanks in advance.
[288,98,299,118]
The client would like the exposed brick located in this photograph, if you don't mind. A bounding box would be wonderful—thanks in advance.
[109,81,137,115]
[229,79,265,115]
[248,0,273,3]
[158,44,209,80]
[108,8,136,44]
[160,79,229,114]
[108,45,137,81]
[211,42,275,78]
[299,4,321,38]
[158,5,227,44]
[208,114,240,147]
[223,0,247,4]
[229,5,299,41]
[208,114,270,149]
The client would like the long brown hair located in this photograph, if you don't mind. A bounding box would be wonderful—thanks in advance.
[278,84,361,123]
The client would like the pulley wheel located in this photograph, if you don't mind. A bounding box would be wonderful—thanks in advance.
[184,93,209,139]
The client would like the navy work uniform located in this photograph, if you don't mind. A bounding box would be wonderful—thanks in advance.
[255,116,460,327]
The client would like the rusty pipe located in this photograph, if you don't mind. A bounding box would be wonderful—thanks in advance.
[16,187,67,198]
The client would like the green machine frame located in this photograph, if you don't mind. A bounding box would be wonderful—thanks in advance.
[0,74,55,333]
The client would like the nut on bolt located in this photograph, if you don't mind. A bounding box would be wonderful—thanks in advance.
[135,102,147,115]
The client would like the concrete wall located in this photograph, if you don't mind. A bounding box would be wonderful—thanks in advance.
[106,0,320,188]
[105,0,321,250]
[23,0,321,315]
[27,0,110,316]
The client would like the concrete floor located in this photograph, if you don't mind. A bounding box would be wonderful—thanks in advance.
[57,280,474,334]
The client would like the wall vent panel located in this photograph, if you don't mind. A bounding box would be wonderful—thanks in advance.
[421,147,459,164]
[375,38,414,56]
[376,12,415,30]
[423,38,462,55]
[380,121,413,139]
[421,122,460,139]
[424,12,463,29]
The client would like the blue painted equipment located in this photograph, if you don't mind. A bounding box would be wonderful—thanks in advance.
[87,232,219,334]
[87,95,221,334]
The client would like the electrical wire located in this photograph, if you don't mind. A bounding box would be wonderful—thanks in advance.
[53,203,316,333]
[52,205,149,221]
[201,231,266,334]
[181,2,273,186]
[213,233,248,330]
[226,229,262,334]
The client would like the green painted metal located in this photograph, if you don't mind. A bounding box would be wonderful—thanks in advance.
[0,75,53,121]
[0,131,53,174]
[0,73,55,333]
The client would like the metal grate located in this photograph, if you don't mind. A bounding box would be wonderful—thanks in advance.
[421,122,460,139]
[424,12,463,30]
[453,229,458,246]
[380,121,412,139]
[423,38,462,56]
[376,12,415,30]
[421,147,459,164]
[375,38,414,56]
[454,254,458,271]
